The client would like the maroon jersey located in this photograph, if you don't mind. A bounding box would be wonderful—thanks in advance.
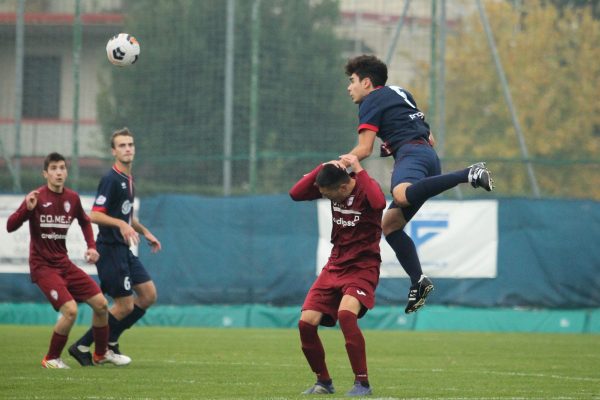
[289,165,386,269]
[6,185,95,280]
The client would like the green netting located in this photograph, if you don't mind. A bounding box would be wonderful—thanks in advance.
[0,0,598,198]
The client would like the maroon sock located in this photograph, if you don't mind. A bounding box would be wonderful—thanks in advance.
[338,310,368,383]
[47,331,68,360]
[298,320,331,382]
[93,325,109,357]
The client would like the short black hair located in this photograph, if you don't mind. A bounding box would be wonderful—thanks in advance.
[316,164,350,189]
[345,55,388,87]
[43,152,66,171]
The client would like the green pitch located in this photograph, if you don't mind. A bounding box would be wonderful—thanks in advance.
[1,325,598,399]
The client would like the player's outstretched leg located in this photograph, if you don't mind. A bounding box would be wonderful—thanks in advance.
[468,162,494,191]
[405,275,434,314]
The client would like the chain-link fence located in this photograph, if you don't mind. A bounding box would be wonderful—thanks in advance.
[1,0,598,199]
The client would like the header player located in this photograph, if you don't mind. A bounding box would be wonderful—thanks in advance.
[339,55,494,313]
[6,152,130,368]
[70,128,161,366]
[290,154,386,396]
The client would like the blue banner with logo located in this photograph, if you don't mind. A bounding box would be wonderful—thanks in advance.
[1,195,599,308]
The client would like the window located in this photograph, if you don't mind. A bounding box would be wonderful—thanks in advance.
[22,55,61,118]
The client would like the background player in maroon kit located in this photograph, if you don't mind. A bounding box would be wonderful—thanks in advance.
[6,152,130,368]
[290,154,386,397]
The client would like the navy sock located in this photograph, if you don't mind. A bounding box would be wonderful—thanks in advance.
[385,229,422,284]
[78,327,94,347]
[108,312,123,343]
[405,168,469,205]
[110,305,146,342]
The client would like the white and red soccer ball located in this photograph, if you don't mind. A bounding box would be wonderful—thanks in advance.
[106,33,140,67]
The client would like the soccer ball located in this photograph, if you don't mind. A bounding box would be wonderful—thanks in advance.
[106,33,140,66]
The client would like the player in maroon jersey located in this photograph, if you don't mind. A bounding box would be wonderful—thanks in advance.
[290,154,386,397]
[6,152,130,368]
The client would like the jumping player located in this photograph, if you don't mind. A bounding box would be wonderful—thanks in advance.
[290,154,386,396]
[339,55,494,313]
[70,128,161,366]
[6,152,130,368]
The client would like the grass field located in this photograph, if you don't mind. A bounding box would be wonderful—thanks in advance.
[1,325,598,399]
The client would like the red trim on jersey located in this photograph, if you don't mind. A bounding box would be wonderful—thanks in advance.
[358,123,379,133]
[112,164,129,176]
[92,205,107,213]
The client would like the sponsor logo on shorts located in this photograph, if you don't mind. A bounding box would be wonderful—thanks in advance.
[50,290,58,301]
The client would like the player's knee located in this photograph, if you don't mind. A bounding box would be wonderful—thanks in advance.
[392,183,411,207]
[138,292,157,309]
[92,296,109,315]
[299,312,321,327]
[392,193,410,207]
[382,213,407,236]
[61,302,78,322]
[338,310,357,330]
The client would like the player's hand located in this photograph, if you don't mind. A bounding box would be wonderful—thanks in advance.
[25,191,39,210]
[144,232,162,253]
[324,159,345,169]
[428,132,436,147]
[84,248,100,264]
[339,154,363,173]
[119,222,140,247]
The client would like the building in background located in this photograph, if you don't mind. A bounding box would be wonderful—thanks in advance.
[0,0,123,164]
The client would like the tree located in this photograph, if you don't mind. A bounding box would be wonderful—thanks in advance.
[97,0,355,195]
[439,0,600,199]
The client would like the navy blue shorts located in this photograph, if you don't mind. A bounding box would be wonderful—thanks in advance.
[96,243,152,298]
[389,143,441,221]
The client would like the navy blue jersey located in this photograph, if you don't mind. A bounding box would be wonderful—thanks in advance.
[91,165,135,246]
[357,86,431,154]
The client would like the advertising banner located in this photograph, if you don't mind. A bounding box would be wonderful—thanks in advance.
[317,200,498,278]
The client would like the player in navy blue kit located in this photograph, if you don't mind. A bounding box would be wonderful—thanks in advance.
[70,128,162,366]
[339,55,494,314]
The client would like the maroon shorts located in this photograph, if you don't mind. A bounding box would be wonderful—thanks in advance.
[302,263,380,327]
[33,262,102,311]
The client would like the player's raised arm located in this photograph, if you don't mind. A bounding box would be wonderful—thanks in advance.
[348,129,377,162]
[340,154,386,210]
[6,191,38,232]
[289,164,324,201]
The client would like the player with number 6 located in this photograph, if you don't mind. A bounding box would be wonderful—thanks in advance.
[70,128,162,366]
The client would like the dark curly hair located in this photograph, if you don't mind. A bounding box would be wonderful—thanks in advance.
[345,55,388,87]
[316,164,350,189]
[43,152,66,171]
